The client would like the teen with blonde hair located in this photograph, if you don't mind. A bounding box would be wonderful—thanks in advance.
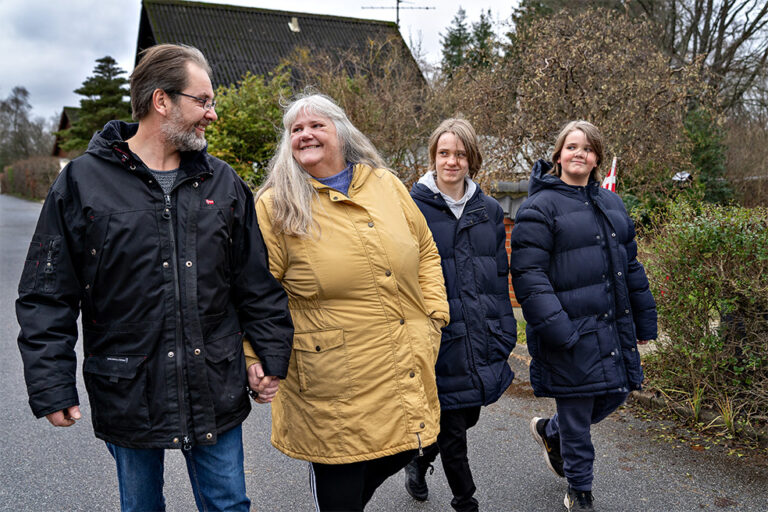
[510,120,657,511]
[405,118,516,512]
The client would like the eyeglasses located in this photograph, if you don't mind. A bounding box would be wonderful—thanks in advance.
[169,91,217,111]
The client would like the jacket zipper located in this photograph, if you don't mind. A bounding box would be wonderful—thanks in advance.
[164,193,191,450]
[592,198,629,390]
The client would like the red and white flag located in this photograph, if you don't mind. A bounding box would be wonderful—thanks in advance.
[601,157,617,192]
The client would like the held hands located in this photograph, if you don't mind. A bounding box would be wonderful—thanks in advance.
[45,405,82,427]
[637,340,650,345]
[247,362,280,404]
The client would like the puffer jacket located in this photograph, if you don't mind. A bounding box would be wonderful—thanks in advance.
[509,160,657,398]
[410,177,516,410]
[16,120,293,449]
[245,164,448,464]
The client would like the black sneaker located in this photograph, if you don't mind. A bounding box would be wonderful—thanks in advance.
[404,459,433,501]
[564,486,594,511]
[529,417,565,477]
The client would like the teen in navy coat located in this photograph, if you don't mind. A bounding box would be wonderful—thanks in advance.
[404,119,516,512]
[509,121,657,512]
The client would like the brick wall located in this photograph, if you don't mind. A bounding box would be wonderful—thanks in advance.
[504,217,520,307]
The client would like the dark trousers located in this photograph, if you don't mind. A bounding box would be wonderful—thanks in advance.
[546,393,629,491]
[416,406,482,512]
[310,449,416,511]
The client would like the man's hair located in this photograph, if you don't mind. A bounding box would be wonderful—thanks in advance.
[428,118,483,178]
[130,44,212,121]
[550,120,605,182]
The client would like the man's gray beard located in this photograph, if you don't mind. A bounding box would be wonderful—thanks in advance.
[162,108,207,152]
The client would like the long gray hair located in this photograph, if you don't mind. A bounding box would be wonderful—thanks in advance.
[258,93,386,237]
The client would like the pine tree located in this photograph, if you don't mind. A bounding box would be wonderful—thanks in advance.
[468,9,497,69]
[59,56,132,152]
[440,7,471,78]
[685,107,733,204]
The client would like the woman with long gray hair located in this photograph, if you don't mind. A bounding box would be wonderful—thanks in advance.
[243,93,448,511]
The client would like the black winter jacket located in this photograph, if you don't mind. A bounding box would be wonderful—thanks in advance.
[411,181,516,410]
[509,160,657,398]
[16,121,293,449]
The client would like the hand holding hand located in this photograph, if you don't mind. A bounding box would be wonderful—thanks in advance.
[247,362,280,404]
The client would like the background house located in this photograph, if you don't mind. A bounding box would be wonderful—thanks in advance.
[136,0,418,88]
[51,106,81,162]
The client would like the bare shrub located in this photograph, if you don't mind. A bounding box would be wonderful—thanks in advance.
[724,115,768,207]
[288,36,443,185]
[1,156,60,199]
[443,9,711,210]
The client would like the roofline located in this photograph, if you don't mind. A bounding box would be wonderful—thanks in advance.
[142,0,399,28]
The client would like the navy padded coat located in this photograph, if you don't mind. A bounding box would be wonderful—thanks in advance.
[411,182,516,410]
[509,160,657,398]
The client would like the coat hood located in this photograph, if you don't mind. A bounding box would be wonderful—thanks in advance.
[528,159,600,199]
[85,120,137,160]
[85,120,213,176]
[411,171,480,210]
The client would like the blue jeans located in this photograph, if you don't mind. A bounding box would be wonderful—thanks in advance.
[545,393,629,491]
[106,424,250,512]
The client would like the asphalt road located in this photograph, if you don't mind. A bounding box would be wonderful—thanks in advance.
[1,193,766,511]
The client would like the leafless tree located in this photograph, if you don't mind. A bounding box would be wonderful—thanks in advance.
[626,0,768,113]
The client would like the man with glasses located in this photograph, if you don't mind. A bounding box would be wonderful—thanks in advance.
[16,43,293,511]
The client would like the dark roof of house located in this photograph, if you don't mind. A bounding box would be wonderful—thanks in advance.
[59,107,80,129]
[136,0,412,88]
[52,107,81,157]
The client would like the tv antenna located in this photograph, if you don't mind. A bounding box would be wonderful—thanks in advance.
[361,0,435,27]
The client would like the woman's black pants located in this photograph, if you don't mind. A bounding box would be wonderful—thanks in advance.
[310,449,417,511]
[414,406,482,512]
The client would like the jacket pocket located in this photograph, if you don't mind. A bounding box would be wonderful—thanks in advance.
[83,354,150,431]
[428,317,442,364]
[435,322,472,385]
[487,318,516,360]
[204,331,248,411]
[544,316,602,387]
[19,235,61,293]
[293,328,351,400]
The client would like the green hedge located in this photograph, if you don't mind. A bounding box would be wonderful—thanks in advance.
[644,200,768,432]
[1,156,60,199]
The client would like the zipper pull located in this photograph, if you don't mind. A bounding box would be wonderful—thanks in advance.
[182,436,192,451]
[163,195,172,220]
[416,432,423,457]
[44,240,55,273]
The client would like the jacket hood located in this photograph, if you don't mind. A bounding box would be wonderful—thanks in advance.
[528,159,600,198]
[85,120,212,176]
[85,120,137,159]
[411,170,479,209]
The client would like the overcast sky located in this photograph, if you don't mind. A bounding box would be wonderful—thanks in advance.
[1,0,519,122]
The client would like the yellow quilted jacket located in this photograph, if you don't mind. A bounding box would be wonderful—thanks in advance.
[244,164,448,464]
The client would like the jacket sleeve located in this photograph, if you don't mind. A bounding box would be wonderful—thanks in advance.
[509,203,580,351]
[623,215,658,341]
[230,183,293,379]
[394,175,449,326]
[16,169,84,418]
[491,201,516,351]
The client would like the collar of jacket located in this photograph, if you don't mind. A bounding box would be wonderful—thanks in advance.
[528,158,600,200]
[411,179,483,210]
[456,191,489,229]
[308,163,386,196]
[85,120,214,180]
